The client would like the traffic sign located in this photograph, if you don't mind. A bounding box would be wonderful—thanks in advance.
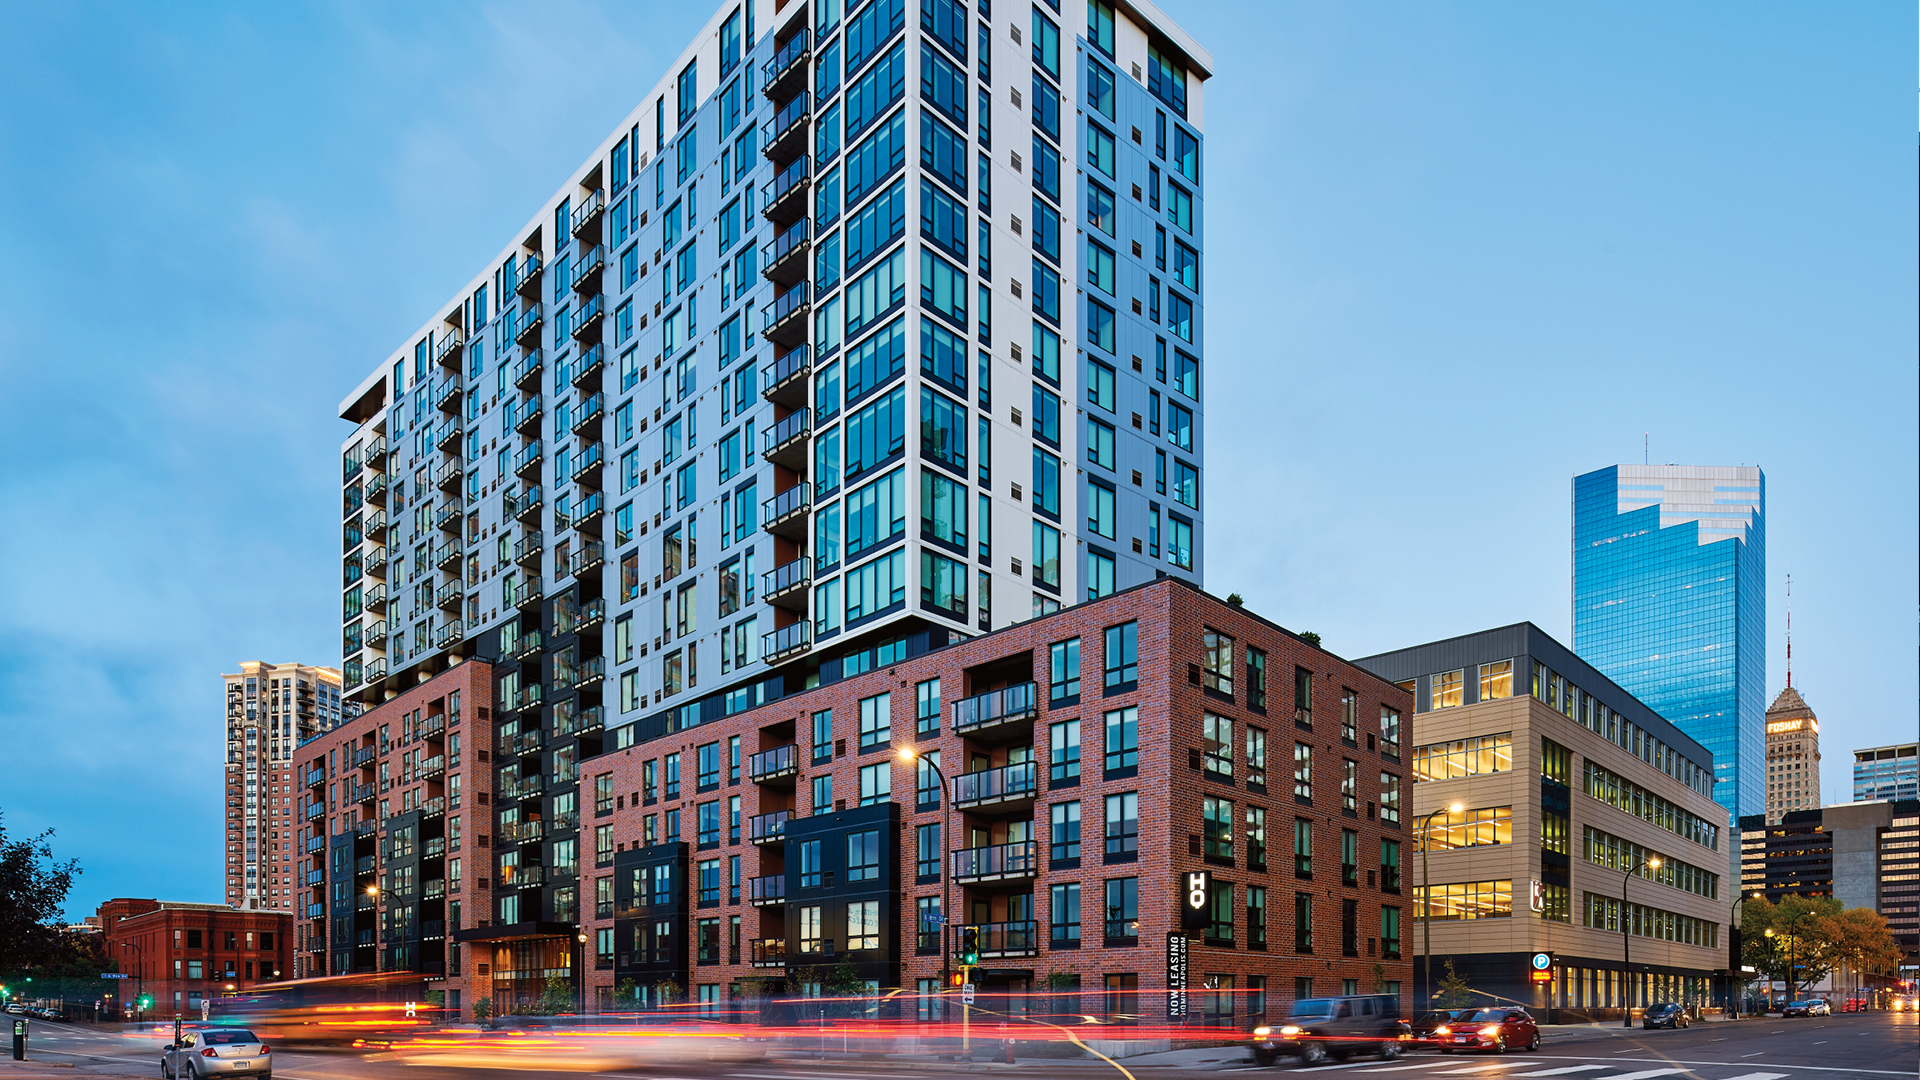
[961,983,976,1005]
[100,974,130,980]
[1529,951,1553,971]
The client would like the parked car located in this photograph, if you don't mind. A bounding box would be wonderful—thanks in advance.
[1248,994,1409,1066]
[1411,1010,1472,1041]
[1642,1002,1689,1029]
[161,1028,272,1079]
[1434,1007,1540,1053]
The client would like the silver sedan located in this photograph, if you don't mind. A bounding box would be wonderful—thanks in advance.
[162,1028,272,1079]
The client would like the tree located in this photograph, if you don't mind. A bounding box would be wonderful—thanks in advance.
[1739,895,1886,996]
[470,996,493,1023]
[1434,960,1473,1009]
[1298,631,1322,649]
[0,812,82,970]
[1823,907,1902,990]
[1370,963,1390,994]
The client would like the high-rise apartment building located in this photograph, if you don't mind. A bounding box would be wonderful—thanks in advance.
[1572,465,1765,823]
[1763,686,1819,824]
[1854,743,1919,803]
[223,663,349,910]
[330,0,1208,993]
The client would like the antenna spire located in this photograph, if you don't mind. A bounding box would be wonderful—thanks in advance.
[1785,574,1792,688]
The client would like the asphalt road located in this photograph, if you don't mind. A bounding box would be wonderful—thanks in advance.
[3,1010,1913,1080]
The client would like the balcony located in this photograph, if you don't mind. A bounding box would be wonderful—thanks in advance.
[761,27,810,101]
[748,810,790,846]
[435,418,463,452]
[762,619,812,664]
[951,840,1040,885]
[306,902,326,920]
[573,490,605,533]
[515,303,544,347]
[571,245,604,293]
[434,377,462,413]
[554,701,604,738]
[364,547,388,579]
[434,330,464,370]
[571,393,605,437]
[570,188,606,240]
[515,530,544,567]
[761,407,811,468]
[421,796,446,820]
[352,782,376,806]
[362,508,386,535]
[953,682,1039,742]
[365,472,388,502]
[366,657,387,681]
[761,91,811,161]
[570,441,604,485]
[749,938,787,969]
[305,801,326,820]
[435,503,464,535]
[364,621,388,649]
[760,163,818,238]
[571,343,604,391]
[568,540,605,577]
[306,766,326,787]
[761,348,810,407]
[306,834,326,853]
[435,459,463,493]
[761,216,811,286]
[507,730,543,757]
[514,629,543,661]
[514,394,544,436]
[513,348,544,391]
[509,486,544,523]
[760,481,811,539]
[748,874,786,907]
[748,744,799,785]
[500,769,544,800]
[304,868,325,887]
[572,293,604,342]
[573,655,606,690]
[515,440,544,479]
[952,761,1038,815]
[975,920,1040,959]
[419,754,446,780]
[761,281,810,347]
[515,252,543,297]
[353,745,375,767]
[363,436,388,466]
[762,557,811,611]
[435,542,463,571]
[434,621,465,649]
[559,595,606,635]
[512,575,545,610]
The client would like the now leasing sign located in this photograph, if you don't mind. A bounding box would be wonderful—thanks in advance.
[1166,931,1190,1020]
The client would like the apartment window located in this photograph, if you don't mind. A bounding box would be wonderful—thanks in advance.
[846,900,880,951]
[1341,898,1359,956]
[698,859,720,904]
[1431,669,1464,710]
[1202,796,1233,861]
[1201,630,1233,694]
[697,742,720,789]
[1380,838,1401,891]
[1293,742,1313,801]
[1294,892,1314,953]
[1103,621,1137,691]
[811,709,833,762]
[1202,713,1233,777]
[858,692,891,749]
[1049,719,1081,783]
[1293,818,1313,878]
[799,839,822,888]
[1380,707,1402,758]
[812,775,832,814]
[846,829,881,882]
[916,822,941,880]
[1050,638,1081,702]
[1379,772,1401,825]
[916,896,943,953]
[1104,792,1138,858]
[1103,878,1139,943]
[1341,829,1359,886]
[1541,737,1572,784]
[858,762,891,805]
[1050,882,1082,946]
[1381,906,1402,958]
[1419,806,1515,851]
[1050,801,1082,862]
[1340,689,1358,742]
[1104,707,1138,774]
[1246,648,1266,710]
[797,905,823,953]
[1246,727,1267,789]
[1245,805,1267,870]
[1479,659,1513,701]
[1341,759,1358,813]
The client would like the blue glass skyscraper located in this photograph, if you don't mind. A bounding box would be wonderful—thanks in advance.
[1573,465,1765,823]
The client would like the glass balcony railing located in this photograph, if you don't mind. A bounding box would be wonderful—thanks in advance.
[761,407,811,458]
[763,92,811,153]
[953,682,1039,733]
[748,744,799,783]
[748,875,786,906]
[952,761,1038,807]
[748,810,790,845]
[761,155,811,214]
[760,620,811,662]
[951,840,1040,882]
[761,28,810,93]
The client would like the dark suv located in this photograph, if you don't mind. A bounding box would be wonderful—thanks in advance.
[1249,995,1408,1066]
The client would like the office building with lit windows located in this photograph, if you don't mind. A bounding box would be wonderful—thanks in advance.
[1854,743,1919,803]
[1357,623,1728,1021]
[1572,464,1765,825]
[223,662,350,912]
[328,0,1208,1013]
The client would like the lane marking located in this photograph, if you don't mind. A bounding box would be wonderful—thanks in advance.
[1515,1057,1916,1077]
[1433,1065,1531,1076]
[1712,1073,1789,1080]
[1356,1065,1459,1074]
[1598,1070,1690,1080]
[1508,1067,1615,1077]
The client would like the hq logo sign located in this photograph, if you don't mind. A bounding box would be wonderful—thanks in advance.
[1179,870,1211,931]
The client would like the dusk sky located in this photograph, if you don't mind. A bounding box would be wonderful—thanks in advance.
[1,1,1912,920]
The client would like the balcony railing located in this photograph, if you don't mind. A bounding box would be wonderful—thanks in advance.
[515,530,544,567]
[433,377,461,412]
[553,701,605,738]
[761,281,810,345]
[574,654,606,689]
[572,342,605,391]
[748,744,799,784]
[759,481,811,536]
[515,303,544,347]
[761,406,811,464]
[572,293,604,340]
[365,472,388,502]
[435,542,462,570]
[570,189,606,238]
[761,27,810,99]
[514,440,543,479]
[421,796,447,819]
[364,620,388,648]
[306,767,326,787]
[975,920,1041,958]
[573,489,605,532]
[748,875,787,907]
[364,547,388,579]
[570,441,604,483]
[952,761,1039,809]
[434,503,463,534]
[761,155,811,222]
[568,540,605,577]
[363,436,388,464]
[435,458,463,493]
[514,349,544,391]
[761,216,811,283]
[558,595,606,635]
[953,682,1039,735]
[762,91,811,159]
[951,840,1040,883]
[513,628,544,661]
[572,393,605,436]
[760,620,811,663]
[435,581,463,610]
[513,394,544,435]
[433,621,464,649]
[515,252,543,296]
[434,330,463,368]
[761,348,810,406]
[749,938,787,968]
[305,801,326,820]
[762,557,811,609]
[434,418,462,451]
[419,754,446,779]
[571,245,605,292]
[509,486,544,523]
[513,575,544,609]
[748,810,790,846]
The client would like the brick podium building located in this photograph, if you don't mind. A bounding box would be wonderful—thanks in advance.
[99,900,291,1020]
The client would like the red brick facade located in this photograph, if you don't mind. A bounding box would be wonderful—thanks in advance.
[296,660,496,1011]
[576,580,1414,1018]
[99,900,291,1019]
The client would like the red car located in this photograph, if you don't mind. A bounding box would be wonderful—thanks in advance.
[1434,1007,1541,1053]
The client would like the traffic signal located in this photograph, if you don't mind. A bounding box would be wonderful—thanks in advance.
[960,925,980,966]
[137,994,154,1011]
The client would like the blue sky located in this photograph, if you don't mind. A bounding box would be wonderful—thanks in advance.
[0,1,1911,920]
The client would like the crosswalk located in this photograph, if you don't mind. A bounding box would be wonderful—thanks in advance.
[1282,1057,1822,1080]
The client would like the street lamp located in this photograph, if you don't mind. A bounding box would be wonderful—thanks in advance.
[1726,891,1756,1018]
[575,931,590,1014]
[1416,802,1465,1011]
[1621,855,1660,1027]
[899,748,954,1003]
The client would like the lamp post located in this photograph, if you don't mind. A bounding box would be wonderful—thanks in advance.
[898,749,954,1001]
[1727,891,1755,1018]
[1620,856,1660,1027]
[575,931,590,1014]
[1415,803,1465,1011]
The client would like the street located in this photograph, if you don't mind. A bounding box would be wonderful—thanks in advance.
[3,1011,1914,1080]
